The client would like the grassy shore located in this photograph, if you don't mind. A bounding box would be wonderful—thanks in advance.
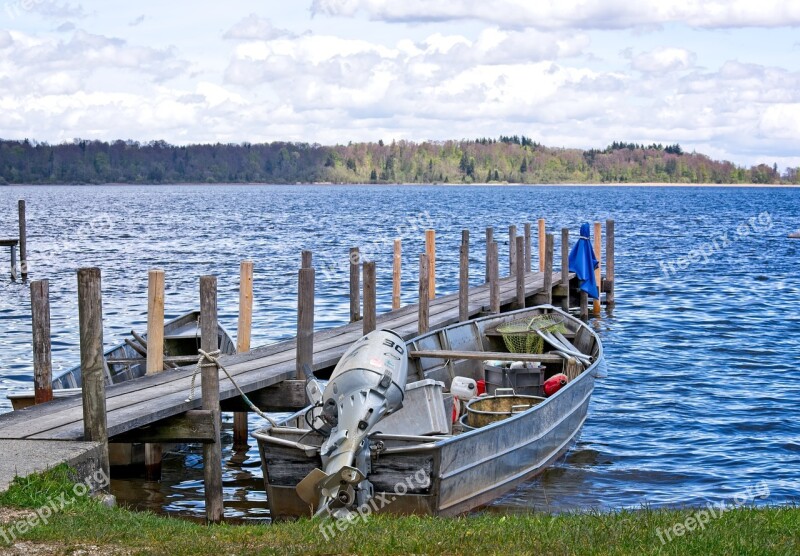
[0,466,797,555]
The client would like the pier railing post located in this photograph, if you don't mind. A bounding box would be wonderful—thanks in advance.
[234,260,254,449]
[418,253,430,334]
[459,229,469,321]
[515,236,525,309]
[485,227,493,283]
[544,233,554,304]
[538,218,546,272]
[425,229,436,300]
[593,221,602,316]
[349,247,360,322]
[18,199,27,279]
[489,242,500,313]
[561,228,570,311]
[77,267,109,482]
[297,265,315,376]
[30,279,53,404]
[145,268,165,480]
[392,239,401,310]
[606,219,615,309]
[524,223,532,273]
[200,275,223,524]
[363,261,376,335]
[509,225,517,276]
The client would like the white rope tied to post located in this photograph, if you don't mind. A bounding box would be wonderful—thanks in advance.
[187,348,278,427]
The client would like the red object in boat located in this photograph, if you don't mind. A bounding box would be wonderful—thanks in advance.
[476,379,486,396]
[544,373,568,397]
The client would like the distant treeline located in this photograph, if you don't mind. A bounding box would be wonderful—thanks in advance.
[0,137,797,185]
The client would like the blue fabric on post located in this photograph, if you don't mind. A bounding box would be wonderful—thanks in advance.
[568,223,599,300]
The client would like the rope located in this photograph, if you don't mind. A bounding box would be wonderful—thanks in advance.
[186,348,279,427]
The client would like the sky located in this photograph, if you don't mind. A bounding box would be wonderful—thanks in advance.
[1,1,800,168]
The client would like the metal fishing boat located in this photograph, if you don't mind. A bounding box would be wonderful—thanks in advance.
[253,304,604,520]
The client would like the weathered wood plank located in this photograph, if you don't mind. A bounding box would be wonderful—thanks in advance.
[111,410,216,443]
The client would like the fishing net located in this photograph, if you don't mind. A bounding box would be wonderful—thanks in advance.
[496,314,567,354]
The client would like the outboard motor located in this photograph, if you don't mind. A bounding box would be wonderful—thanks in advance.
[297,329,408,517]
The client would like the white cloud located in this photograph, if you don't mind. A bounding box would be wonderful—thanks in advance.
[631,47,696,73]
[223,14,295,41]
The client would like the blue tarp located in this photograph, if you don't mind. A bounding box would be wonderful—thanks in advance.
[568,222,599,300]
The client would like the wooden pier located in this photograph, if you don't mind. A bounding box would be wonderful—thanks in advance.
[0,219,615,522]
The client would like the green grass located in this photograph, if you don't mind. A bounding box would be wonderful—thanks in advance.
[1,466,798,555]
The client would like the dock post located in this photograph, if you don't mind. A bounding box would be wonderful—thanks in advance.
[18,200,27,279]
[593,221,602,316]
[363,261,376,334]
[234,260,254,449]
[606,220,615,309]
[425,229,435,299]
[459,229,469,321]
[297,265,315,377]
[418,254,429,334]
[145,269,165,480]
[77,268,110,483]
[515,236,525,309]
[561,228,570,311]
[524,223,532,273]
[489,242,500,313]
[301,250,312,269]
[543,233,554,304]
[509,225,517,276]
[10,243,16,281]
[538,218,546,272]
[31,279,53,404]
[392,239,401,310]
[580,291,589,321]
[485,227,493,283]
[349,247,360,322]
[200,275,223,524]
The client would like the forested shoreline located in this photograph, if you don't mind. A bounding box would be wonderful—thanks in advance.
[1,136,796,185]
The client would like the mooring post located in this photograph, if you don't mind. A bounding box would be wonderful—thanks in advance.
[297,265,315,377]
[10,243,16,281]
[515,236,525,309]
[31,279,53,404]
[538,218,546,272]
[459,229,469,322]
[606,219,615,309]
[77,267,110,482]
[561,228,570,311]
[509,225,517,276]
[485,227,494,283]
[18,200,27,279]
[489,241,500,313]
[363,261,376,335]
[301,250,312,270]
[524,223,532,273]
[543,233,554,304]
[418,253,429,334]
[580,291,589,321]
[200,275,223,524]
[593,221,602,316]
[425,229,436,300]
[234,260,254,449]
[349,247,360,322]
[392,239,401,310]
[145,268,165,480]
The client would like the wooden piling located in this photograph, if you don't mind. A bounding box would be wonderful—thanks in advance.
[543,233,554,304]
[10,243,16,281]
[392,239,401,310]
[561,228,570,311]
[301,250,312,269]
[485,227,493,283]
[593,221,602,316]
[363,261,376,334]
[459,230,469,322]
[297,266,315,377]
[30,279,52,405]
[606,219,615,309]
[515,236,525,309]
[524,223,532,273]
[145,269,165,480]
[509,225,517,276]
[199,276,223,523]
[234,260,254,449]
[425,229,436,299]
[18,200,27,278]
[489,242,499,313]
[349,247,360,322]
[418,254,429,334]
[538,218,546,272]
[580,290,589,321]
[77,267,109,481]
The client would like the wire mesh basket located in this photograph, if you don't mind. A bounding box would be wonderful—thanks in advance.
[496,314,567,354]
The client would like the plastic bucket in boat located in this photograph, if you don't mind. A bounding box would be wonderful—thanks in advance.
[465,390,546,428]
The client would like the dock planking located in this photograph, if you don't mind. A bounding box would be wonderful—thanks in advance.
[0,270,569,442]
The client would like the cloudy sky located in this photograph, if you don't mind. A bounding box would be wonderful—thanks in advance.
[2,1,800,168]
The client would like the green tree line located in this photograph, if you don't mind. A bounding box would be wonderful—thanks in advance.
[0,137,796,185]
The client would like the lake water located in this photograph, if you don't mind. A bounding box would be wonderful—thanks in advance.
[1,184,799,521]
